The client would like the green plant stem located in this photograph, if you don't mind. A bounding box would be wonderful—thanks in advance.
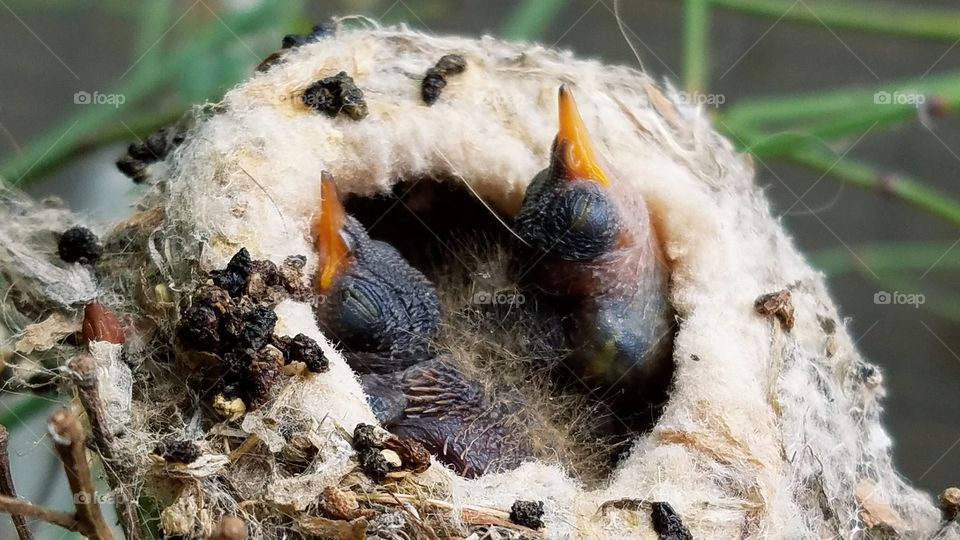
[740,103,923,158]
[501,0,569,41]
[709,0,960,42]
[723,72,960,129]
[683,0,710,93]
[718,121,960,228]
[788,146,960,227]
[812,242,960,276]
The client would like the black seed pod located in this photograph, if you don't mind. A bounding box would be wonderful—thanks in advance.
[57,226,103,264]
[212,248,252,297]
[302,72,368,120]
[510,500,545,529]
[287,333,328,373]
[650,501,692,540]
[421,54,467,106]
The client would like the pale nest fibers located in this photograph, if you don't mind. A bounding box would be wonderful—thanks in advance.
[0,23,950,539]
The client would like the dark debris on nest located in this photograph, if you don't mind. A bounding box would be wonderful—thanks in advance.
[509,500,545,530]
[154,438,203,464]
[302,71,368,120]
[58,226,103,264]
[650,501,692,540]
[176,248,314,411]
[116,123,188,183]
[421,54,467,105]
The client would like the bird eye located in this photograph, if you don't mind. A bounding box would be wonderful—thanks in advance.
[338,278,385,328]
[544,182,620,261]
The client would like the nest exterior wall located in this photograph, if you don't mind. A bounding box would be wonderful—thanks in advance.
[1,26,942,539]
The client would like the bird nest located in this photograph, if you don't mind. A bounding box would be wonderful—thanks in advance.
[0,22,950,540]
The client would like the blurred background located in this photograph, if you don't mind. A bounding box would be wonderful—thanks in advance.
[1,0,959,537]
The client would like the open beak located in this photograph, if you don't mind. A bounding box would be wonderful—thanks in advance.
[312,171,350,291]
[554,85,610,186]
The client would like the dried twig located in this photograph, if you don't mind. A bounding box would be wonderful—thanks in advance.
[0,494,78,532]
[0,426,35,540]
[48,408,115,540]
[69,356,143,540]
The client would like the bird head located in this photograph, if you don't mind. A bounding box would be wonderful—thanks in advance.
[311,173,441,372]
[516,86,625,262]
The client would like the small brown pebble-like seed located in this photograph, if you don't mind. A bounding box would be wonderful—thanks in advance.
[940,487,960,521]
[211,516,247,540]
[509,500,545,529]
[242,345,285,410]
[754,289,795,331]
[82,303,126,345]
[383,436,431,473]
[319,486,359,520]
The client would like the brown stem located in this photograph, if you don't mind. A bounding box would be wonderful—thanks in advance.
[69,356,143,540]
[0,494,79,532]
[48,408,115,540]
[0,426,34,540]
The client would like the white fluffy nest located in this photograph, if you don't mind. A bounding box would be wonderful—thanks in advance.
[1,24,949,539]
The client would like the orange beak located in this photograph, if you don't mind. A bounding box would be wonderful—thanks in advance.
[312,172,350,291]
[555,85,609,186]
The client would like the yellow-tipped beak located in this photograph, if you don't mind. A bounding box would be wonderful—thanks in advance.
[555,85,610,186]
[312,172,350,291]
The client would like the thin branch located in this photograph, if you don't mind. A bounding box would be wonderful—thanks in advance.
[0,494,78,532]
[0,426,33,540]
[709,0,960,42]
[787,146,960,228]
[48,408,115,540]
[69,356,143,540]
